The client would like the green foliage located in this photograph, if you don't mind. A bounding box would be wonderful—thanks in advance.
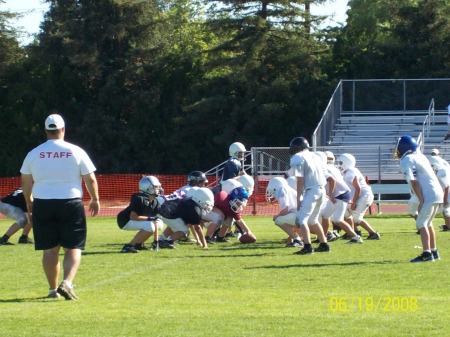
[333,0,450,78]
[0,0,449,176]
[1,216,449,336]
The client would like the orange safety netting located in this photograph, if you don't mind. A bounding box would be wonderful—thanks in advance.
[0,174,278,218]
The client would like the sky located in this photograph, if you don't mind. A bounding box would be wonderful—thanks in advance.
[2,0,349,45]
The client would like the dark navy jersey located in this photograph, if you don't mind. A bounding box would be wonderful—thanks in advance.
[158,198,201,225]
[1,189,27,212]
[222,157,242,181]
[117,192,159,228]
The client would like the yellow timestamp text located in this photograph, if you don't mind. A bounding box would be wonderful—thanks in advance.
[329,297,418,312]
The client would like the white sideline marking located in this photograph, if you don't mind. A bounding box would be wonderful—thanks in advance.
[83,259,179,290]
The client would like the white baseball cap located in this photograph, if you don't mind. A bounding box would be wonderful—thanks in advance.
[45,114,65,130]
[431,148,439,155]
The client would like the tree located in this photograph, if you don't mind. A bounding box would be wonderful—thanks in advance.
[332,0,450,79]
[177,0,334,170]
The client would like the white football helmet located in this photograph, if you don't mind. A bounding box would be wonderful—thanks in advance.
[191,187,214,213]
[220,179,243,194]
[286,176,297,191]
[184,186,199,199]
[337,153,356,172]
[237,175,254,196]
[139,176,164,196]
[325,151,335,165]
[266,177,288,203]
[229,142,246,160]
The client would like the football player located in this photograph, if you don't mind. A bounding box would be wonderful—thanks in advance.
[395,135,442,262]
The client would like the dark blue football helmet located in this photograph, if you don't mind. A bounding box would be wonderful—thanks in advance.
[394,135,418,160]
[289,137,310,155]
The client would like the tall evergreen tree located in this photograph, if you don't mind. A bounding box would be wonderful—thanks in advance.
[177,0,334,170]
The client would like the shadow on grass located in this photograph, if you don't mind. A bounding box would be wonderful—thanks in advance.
[245,260,399,269]
[157,253,269,259]
[0,296,66,303]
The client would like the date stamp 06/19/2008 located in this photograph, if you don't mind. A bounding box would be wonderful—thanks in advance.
[329,297,418,312]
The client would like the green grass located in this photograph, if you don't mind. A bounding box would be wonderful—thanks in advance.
[1,215,449,337]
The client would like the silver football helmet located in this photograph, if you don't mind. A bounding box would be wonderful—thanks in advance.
[139,176,163,196]
[229,142,246,160]
[191,187,214,213]
[220,179,243,194]
[237,175,254,196]
[336,153,356,172]
[266,177,288,203]
[325,151,335,165]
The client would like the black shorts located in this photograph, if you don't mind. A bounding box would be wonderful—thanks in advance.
[32,198,87,250]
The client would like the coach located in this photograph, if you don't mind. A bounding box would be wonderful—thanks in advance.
[20,113,100,300]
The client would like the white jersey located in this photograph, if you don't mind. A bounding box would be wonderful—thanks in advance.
[20,139,96,199]
[275,185,297,213]
[290,150,327,191]
[327,164,350,197]
[399,152,443,204]
[342,167,373,199]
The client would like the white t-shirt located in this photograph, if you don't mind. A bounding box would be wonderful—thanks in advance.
[399,152,443,204]
[275,185,297,213]
[20,139,96,199]
[327,164,350,197]
[290,150,327,190]
[342,167,373,198]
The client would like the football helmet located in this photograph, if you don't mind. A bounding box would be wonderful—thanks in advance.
[191,187,214,213]
[184,186,198,199]
[237,175,255,196]
[220,179,243,194]
[289,137,309,155]
[139,176,164,196]
[394,135,418,160]
[229,142,246,160]
[266,177,288,203]
[325,151,335,165]
[428,156,441,172]
[228,186,249,213]
[187,171,208,187]
[336,153,356,172]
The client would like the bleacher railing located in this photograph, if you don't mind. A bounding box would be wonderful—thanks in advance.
[313,78,450,147]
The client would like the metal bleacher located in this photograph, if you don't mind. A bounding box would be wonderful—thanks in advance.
[312,79,450,183]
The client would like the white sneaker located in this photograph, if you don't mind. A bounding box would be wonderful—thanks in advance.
[47,289,61,299]
[346,235,363,244]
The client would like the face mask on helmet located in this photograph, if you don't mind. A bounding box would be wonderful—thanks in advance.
[139,176,164,196]
[265,177,287,203]
[229,142,246,160]
[228,187,249,213]
[336,153,356,172]
[393,135,418,160]
[325,151,335,165]
[187,171,208,187]
[289,137,309,156]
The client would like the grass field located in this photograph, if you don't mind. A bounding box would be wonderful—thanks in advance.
[1,215,449,337]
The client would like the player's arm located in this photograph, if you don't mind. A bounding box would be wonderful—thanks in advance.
[82,172,100,216]
[21,174,34,217]
[351,177,361,209]
[296,177,304,210]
